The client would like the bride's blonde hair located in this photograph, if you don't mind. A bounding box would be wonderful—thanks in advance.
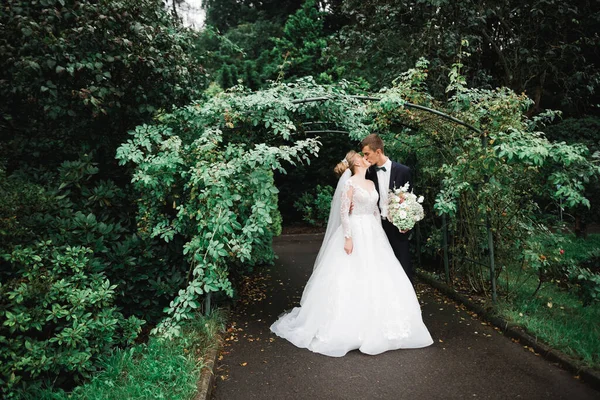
[334,150,358,177]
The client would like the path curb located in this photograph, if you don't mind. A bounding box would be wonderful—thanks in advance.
[194,345,219,400]
[417,271,600,391]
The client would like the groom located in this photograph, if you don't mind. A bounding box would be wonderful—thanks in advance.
[361,134,415,284]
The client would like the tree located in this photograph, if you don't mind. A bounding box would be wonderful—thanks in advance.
[336,0,600,116]
[203,0,305,32]
[269,0,344,83]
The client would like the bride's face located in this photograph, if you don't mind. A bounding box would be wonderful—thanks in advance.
[354,154,371,168]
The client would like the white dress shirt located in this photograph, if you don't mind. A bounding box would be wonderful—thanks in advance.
[376,158,392,219]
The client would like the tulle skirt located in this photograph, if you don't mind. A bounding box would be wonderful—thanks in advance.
[270,214,434,357]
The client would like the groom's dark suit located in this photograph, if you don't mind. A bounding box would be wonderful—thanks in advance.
[366,160,414,283]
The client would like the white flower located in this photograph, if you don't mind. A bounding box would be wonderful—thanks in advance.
[399,202,407,209]
[399,210,408,219]
[417,196,424,204]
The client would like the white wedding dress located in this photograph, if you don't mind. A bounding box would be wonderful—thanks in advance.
[270,172,433,357]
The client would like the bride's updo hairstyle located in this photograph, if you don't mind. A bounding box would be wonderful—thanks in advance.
[334,150,358,177]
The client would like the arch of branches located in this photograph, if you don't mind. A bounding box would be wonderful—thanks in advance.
[292,95,489,298]
[117,67,598,337]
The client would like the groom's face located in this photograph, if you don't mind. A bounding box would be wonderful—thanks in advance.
[361,145,383,166]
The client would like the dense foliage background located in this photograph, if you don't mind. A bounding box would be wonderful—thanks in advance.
[1,0,599,397]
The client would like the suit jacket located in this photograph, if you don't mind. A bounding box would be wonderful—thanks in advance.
[366,160,412,240]
[366,160,412,201]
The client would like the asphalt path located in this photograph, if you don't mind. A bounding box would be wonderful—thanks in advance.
[212,233,599,400]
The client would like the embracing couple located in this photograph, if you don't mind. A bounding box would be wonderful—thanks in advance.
[271,134,433,357]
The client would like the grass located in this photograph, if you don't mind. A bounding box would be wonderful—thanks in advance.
[557,232,600,263]
[496,233,600,370]
[29,310,225,400]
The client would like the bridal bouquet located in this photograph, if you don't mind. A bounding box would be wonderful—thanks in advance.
[387,183,425,232]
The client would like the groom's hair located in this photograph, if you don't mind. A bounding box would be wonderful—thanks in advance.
[361,134,384,153]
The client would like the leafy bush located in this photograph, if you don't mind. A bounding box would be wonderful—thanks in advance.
[521,229,568,296]
[28,311,225,400]
[0,0,207,169]
[0,147,185,398]
[544,116,600,153]
[0,170,53,249]
[116,79,375,337]
[377,58,599,295]
[2,156,187,322]
[544,116,600,227]
[293,184,334,226]
[567,250,600,306]
[0,242,144,397]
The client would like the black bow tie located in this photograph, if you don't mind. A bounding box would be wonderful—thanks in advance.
[375,166,387,172]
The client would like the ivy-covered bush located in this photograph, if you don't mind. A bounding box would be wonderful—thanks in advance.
[0,242,144,397]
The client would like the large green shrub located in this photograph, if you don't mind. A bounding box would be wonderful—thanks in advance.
[568,249,600,305]
[544,116,600,228]
[378,59,599,295]
[0,242,143,397]
[0,0,206,169]
[1,156,187,322]
[293,184,334,226]
[116,79,374,337]
[0,170,53,249]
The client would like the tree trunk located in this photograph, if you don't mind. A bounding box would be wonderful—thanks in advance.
[172,0,179,20]
[532,70,546,114]
[481,28,512,87]
[574,214,588,239]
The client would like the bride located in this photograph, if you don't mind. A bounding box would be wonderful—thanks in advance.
[270,150,433,357]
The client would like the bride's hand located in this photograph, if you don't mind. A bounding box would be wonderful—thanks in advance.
[344,238,353,255]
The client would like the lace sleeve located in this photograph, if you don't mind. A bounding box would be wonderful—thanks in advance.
[370,181,381,220]
[373,199,381,220]
[340,180,353,238]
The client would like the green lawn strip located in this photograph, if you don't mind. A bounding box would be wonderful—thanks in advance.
[497,280,600,369]
[496,233,600,370]
[558,233,600,263]
[31,311,225,400]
